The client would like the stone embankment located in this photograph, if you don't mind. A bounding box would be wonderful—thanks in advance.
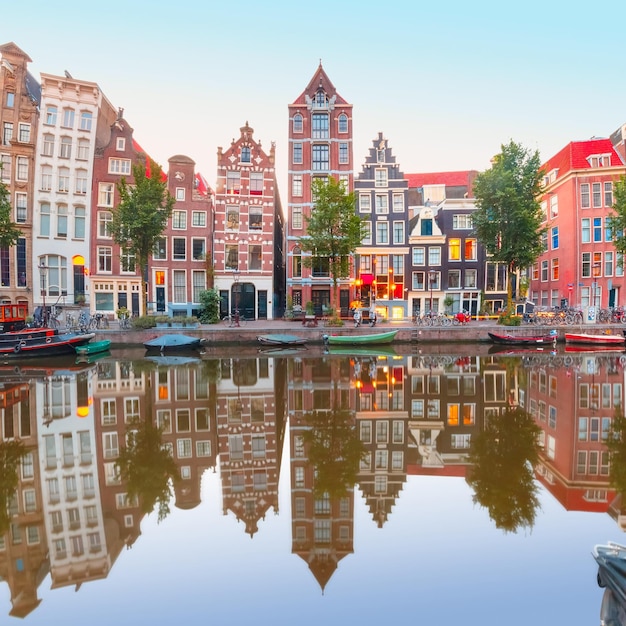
[93,318,626,348]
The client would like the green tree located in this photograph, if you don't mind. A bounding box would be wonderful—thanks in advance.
[299,177,366,310]
[302,408,365,499]
[466,406,541,533]
[473,141,546,312]
[109,159,175,314]
[197,288,221,324]
[607,176,626,269]
[116,414,180,523]
[0,176,25,248]
[0,440,26,535]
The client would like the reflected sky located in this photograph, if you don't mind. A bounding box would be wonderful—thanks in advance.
[0,348,622,626]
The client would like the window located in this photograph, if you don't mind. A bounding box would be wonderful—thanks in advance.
[250,172,263,195]
[582,252,591,278]
[312,113,329,139]
[80,110,93,131]
[551,258,559,280]
[40,165,52,190]
[173,238,186,260]
[249,208,263,230]
[581,183,590,208]
[16,157,28,181]
[393,221,404,244]
[375,194,388,214]
[465,269,477,288]
[375,169,388,187]
[551,226,559,249]
[98,211,112,238]
[605,182,613,207]
[362,221,371,244]
[338,113,348,133]
[173,270,186,303]
[62,108,75,128]
[121,248,136,272]
[412,247,425,265]
[393,193,404,212]
[42,133,54,156]
[15,193,27,223]
[1,154,11,182]
[98,183,114,207]
[75,169,88,195]
[449,238,461,261]
[226,171,240,194]
[421,218,433,236]
[465,239,477,260]
[292,206,303,229]
[6,92,14,107]
[292,246,302,277]
[428,247,441,266]
[57,167,69,192]
[593,183,602,207]
[541,260,548,281]
[376,221,389,244]
[172,210,187,230]
[312,144,329,170]
[153,237,166,260]
[98,247,112,272]
[192,270,205,302]
[292,142,302,164]
[225,245,238,270]
[582,218,590,243]
[2,122,12,146]
[360,193,371,213]
[192,238,205,260]
[57,204,68,238]
[109,158,131,175]
[249,244,262,270]
[293,114,303,133]
[18,123,30,143]
[40,203,50,237]
[59,136,72,159]
[292,175,302,196]
[550,194,558,218]
[449,269,461,288]
[339,142,349,164]
[240,146,250,163]
[77,138,89,160]
[226,205,239,230]
[45,106,57,125]
[593,217,602,242]
[192,211,206,227]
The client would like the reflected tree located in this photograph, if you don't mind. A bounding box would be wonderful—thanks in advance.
[116,413,179,523]
[467,406,541,533]
[302,408,365,499]
[606,407,626,494]
[0,440,26,535]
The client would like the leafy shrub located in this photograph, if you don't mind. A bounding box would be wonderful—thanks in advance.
[131,315,156,329]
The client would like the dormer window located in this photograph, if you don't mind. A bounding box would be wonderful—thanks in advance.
[588,154,611,168]
[314,89,327,107]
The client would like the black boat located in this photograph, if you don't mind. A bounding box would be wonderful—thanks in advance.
[0,327,94,359]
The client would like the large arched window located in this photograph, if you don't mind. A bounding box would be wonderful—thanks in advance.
[293,114,303,133]
[292,246,302,278]
[338,113,348,133]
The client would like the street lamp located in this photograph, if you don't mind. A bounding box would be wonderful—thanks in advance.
[38,262,49,327]
[232,269,240,327]
[429,271,437,315]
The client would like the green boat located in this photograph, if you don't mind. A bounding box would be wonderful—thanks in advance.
[74,339,111,356]
[326,345,398,358]
[322,330,398,346]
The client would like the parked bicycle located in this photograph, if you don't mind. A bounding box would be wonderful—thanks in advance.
[88,312,109,330]
[222,310,248,327]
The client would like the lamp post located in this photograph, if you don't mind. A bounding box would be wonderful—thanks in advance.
[38,262,48,327]
[429,270,437,315]
[232,269,240,327]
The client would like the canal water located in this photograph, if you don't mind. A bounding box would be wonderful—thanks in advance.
[0,345,622,625]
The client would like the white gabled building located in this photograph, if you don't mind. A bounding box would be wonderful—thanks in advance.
[32,73,116,316]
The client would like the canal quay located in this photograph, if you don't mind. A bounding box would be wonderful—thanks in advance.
[93,317,626,351]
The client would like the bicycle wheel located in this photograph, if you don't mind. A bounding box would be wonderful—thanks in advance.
[222,315,232,326]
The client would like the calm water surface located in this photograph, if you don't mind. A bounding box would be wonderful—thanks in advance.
[1,345,624,626]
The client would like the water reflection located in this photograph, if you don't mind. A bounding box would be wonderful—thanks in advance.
[0,347,625,619]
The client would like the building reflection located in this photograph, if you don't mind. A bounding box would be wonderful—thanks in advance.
[0,349,625,615]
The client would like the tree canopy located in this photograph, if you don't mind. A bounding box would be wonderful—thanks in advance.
[109,159,175,313]
[607,175,626,268]
[299,177,366,309]
[0,176,25,248]
[472,141,546,311]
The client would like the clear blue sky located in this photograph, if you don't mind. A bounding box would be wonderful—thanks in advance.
[4,0,626,201]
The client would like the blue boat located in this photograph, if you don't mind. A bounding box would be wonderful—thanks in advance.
[143,334,202,352]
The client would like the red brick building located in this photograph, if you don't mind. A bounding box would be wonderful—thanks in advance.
[286,64,353,315]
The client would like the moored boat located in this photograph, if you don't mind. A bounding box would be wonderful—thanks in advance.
[143,333,202,352]
[0,329,95,359]
[257,334,307,346]
[322,330,398,346]
[487,330,557,346]
[75,339,111,356]
[565,332,626,346]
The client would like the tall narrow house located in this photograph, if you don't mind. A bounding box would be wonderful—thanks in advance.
[213,122,283,320]
[287,64,353,316]
[0,42,40,310]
